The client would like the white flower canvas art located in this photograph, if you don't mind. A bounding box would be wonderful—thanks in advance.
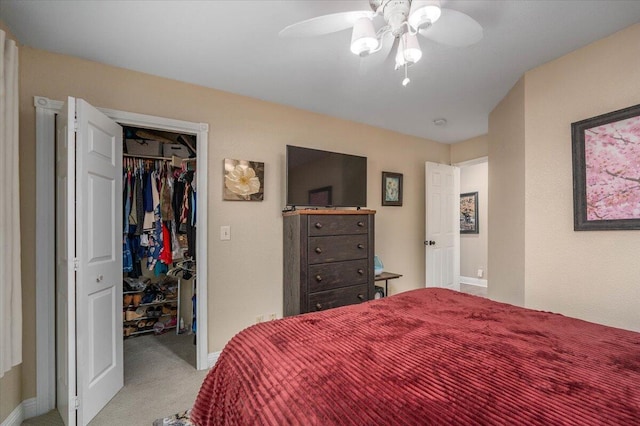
[224,158,264,201]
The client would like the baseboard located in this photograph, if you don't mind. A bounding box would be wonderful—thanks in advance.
[460,276,487,287]
[1,398,36,426]
[23,398,37,420]
[208,351,221,368]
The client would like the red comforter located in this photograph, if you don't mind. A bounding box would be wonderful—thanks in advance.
[191,289,640,425]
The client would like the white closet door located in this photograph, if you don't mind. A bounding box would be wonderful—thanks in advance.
[56,97,123,425]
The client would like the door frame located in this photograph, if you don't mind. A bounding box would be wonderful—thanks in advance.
[34,96,210,415]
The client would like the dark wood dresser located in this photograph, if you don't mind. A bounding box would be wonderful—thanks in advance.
[283,209,375,316]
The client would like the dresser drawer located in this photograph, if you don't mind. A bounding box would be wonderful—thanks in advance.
[308,259,369,293]
[307,235,368,264]
[309,284,369,312]
[308,215,368,236]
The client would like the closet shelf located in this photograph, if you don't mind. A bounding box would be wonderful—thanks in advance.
[123,153,195,168]
[124,153,173,161]
[128,325,177,337]
[123,299,177,308]
[123,313,175,322]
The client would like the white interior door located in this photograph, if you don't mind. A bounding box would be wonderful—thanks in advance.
[425,162,460,290]
[56,99,77,426]
[56,96,123,425]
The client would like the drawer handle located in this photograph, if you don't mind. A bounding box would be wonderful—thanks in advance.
[357,221,364,227]
[357,243,364,249]
[315,222,323,229]
[316,303,323,310]
[357,294,365,301]
[315,247,322,254]
[357,269,364,275]
[315,275,322,282]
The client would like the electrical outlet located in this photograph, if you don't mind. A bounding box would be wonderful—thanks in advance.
[256,315,264,324]
[477,268,484,278]
[269,313,277,321]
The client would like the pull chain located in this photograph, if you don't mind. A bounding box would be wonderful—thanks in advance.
[402,63,410,87]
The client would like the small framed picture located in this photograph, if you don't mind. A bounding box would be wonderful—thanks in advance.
[382,172,403,206]
[223,158,264,201]
[460,192,479,234]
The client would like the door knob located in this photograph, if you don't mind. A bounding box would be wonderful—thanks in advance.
[96,274,104,282]
[424,240,436,246]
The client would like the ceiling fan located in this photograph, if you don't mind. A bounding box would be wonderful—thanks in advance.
[279,0,483,86]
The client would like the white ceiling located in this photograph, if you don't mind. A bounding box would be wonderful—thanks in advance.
[2,0,640,143]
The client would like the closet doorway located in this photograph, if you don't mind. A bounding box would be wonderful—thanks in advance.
[34,96,209,421]
[121,125,199,358]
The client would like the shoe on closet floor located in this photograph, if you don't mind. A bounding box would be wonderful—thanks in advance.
[123,294,133,307]
[132,293,142,307]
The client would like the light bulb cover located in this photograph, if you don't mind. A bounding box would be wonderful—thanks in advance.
[408,0,442,29]
[350,17,379,56]
[395,32,422,68]
[402,32,422,64]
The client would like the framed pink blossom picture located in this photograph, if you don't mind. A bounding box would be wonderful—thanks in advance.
[572,104,640,230]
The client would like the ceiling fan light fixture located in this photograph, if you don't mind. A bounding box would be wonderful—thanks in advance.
[403,32,422,63]
[395,32,422,68]
[408,0,442,29]
[350,17,379,56]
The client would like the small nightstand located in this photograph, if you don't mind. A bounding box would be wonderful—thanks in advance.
[374,272,403,297]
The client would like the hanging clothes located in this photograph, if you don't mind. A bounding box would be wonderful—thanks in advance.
[158,222,173,265]
[160,172,174,222]
[173,178,185,233]
[123,153,195,275]
[129,171,138,226]
[143,170,155,230]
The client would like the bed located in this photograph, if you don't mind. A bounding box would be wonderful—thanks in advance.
[191,288,640,425]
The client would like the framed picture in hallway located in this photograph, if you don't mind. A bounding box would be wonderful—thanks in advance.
[460,192,478,234]
[572,103,640,230]
[382,172,403,206]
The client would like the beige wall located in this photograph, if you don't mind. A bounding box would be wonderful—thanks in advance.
[459,161,488,281]
[488,77,526,306]
[0,365,22,424]
[522,23,640,330]
[450,134,488,164]
[13,46,449,406]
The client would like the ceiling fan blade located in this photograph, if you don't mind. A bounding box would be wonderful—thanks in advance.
[419,8,483,47]
[279,10,375,38]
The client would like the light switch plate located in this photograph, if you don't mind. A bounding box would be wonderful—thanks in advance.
[220,225,231,240]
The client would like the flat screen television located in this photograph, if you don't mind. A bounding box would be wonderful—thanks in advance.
[286,145,367,208]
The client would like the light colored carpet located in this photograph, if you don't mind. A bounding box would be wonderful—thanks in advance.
[23,332,207,425]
